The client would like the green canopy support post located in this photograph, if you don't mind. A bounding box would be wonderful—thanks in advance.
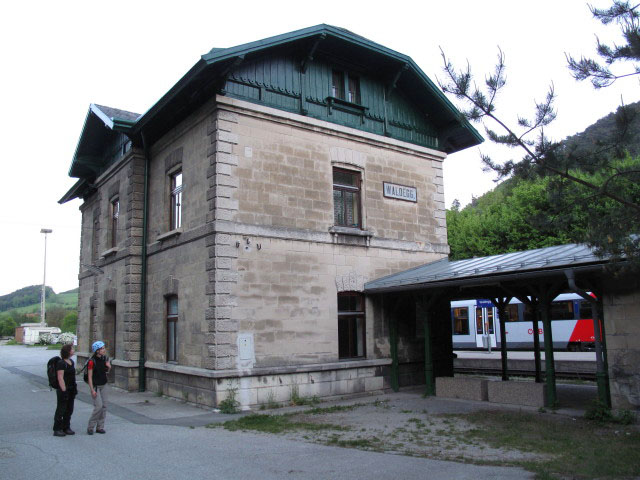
[530,282,563,407]
[389,299,399,392]
[416,295,438,397]
[531,302,542,383]
[539,299,557,407]
[423,306,435,396]
[565,271,611,408]
[492,296,512,381]
[592,300,611,407]
[597,302,611,407]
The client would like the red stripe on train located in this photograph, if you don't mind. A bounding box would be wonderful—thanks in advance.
[569,319,595,342]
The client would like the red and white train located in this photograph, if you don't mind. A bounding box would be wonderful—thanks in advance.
[451,293,596,350]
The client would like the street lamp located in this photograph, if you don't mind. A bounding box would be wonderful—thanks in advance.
[40,228,52,327]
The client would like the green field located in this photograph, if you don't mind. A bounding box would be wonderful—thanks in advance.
[11,292,78,314]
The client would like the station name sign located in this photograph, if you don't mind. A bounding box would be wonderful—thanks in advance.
[383,182,417,203]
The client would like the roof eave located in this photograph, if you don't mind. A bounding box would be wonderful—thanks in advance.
[58,178,91,204]
[364,262,608,295]
[130,59,208,136]
[136,25,482,151]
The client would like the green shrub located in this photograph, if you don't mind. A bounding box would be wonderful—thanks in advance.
[61,312,77,334]
[219,387,239,414]
[0,316,18,336]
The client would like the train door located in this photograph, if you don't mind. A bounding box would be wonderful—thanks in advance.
[475,300,496,348]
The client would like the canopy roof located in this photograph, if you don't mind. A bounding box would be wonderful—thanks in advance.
[364,243,610,295]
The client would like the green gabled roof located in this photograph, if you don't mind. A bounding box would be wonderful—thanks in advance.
[64,25,483,202]
[130,24,482,152]
[68,104,140,180]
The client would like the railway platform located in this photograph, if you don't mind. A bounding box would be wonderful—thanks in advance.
[454,350,596,380]
[451,351,598,410]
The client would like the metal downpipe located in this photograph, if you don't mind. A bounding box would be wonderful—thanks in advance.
[138,132,150,392]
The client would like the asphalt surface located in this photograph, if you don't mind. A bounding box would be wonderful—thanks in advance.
[0,345,535,479]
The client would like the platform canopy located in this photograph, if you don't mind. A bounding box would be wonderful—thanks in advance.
[364,243,613,299]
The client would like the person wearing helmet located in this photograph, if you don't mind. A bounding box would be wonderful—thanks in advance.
[87,340,111,435]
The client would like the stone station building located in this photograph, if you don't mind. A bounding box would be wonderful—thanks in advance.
[59,25,482,408]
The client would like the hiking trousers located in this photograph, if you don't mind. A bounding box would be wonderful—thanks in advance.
[88,385,107,431]
[53,389,76,431]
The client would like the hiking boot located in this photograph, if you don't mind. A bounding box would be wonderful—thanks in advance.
[53,430,66,437]
[64,429,75,435]
[96,428,106,434]
[87,429,94,435]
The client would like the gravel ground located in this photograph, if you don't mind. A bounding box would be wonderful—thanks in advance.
[230,388,560,465]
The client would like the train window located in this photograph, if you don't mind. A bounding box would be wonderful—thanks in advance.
[579,301,593,319]
[504,304,519,322]
[550,300,575,320]
[452,307,469,335]
[476,308,483,334]
[486,309,495,334]
[523,304,535,322]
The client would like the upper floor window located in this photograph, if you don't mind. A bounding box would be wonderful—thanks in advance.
[170,171,183,230]
[333,168,361,228]
[110,198,119,248]
[331,70,361,104]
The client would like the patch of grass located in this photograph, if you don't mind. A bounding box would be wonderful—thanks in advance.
[372,399,390,409]
[584,399,637,425]
[262,390,280,410]
[289,384,319,407]
[326,437,379,449]
[406,418,425,430]
[449,410,640,478]
[306,404,359,415]
[219,387,239,414]
[221,413,347,434]
[2,339,19,345]
[47,344,61,350]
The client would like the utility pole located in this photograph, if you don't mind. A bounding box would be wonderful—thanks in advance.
[40,228,52,326]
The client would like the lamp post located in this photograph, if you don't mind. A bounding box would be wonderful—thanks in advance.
[40,228,52,327]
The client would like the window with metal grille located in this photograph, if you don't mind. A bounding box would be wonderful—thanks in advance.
[167,296,178,362]
[110,198,119,248]
[333,168,361,228]
[170,171,183,230]
[338,292,365,359]
[91,219,99,262]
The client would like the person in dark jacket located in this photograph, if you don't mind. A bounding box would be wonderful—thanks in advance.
[87,340,111,435]
[53,344,78,437]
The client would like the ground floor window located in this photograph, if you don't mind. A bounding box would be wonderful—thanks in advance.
[338,292,365,359]
[167,296,178,362]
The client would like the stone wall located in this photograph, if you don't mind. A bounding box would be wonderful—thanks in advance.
[75,149,146,390]
[76,94,451,401]
[603,278,640,410]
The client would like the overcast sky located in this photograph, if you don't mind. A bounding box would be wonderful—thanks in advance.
[0,0,637,296]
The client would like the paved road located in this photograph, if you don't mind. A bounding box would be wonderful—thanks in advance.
[0,346,532,479]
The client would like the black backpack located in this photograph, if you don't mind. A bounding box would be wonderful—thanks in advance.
[47,356,61,389]
[80,354,96,384]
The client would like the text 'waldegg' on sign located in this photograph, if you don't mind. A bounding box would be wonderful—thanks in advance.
[383,182,417,203]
